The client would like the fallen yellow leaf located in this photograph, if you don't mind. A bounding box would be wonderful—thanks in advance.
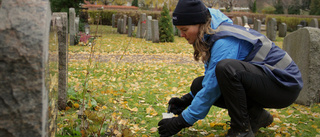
[312,125,318,129]
[150,127,158,133]
[65,106,71,111]
[74,103,79,109]
[128,107,138,112]
[275,133,282,137]
[205,133,215,137]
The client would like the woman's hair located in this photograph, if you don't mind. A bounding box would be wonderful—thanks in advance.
[193,14,214,63]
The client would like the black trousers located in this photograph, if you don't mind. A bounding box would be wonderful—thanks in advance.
[190,59,300,128]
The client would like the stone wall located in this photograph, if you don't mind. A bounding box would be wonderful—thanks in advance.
[0,0,57,136]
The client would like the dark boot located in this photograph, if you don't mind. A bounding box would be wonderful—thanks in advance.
[226,122,254,137]
[248,107,273,134]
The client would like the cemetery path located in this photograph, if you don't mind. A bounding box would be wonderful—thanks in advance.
[69,53,201,65]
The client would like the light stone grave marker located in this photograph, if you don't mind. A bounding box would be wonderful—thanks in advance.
[266,18,277,41]
[146,16,153,41]
[279,23,287,37]
[152,20,159,43]
[283,27,320,105]
[69,8,76,45]
[0,0,57,136]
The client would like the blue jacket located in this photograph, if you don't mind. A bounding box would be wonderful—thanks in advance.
[182,9,303,125]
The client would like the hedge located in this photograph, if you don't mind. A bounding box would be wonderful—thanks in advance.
[225,12,320,32]
[87,9,161,26]
[266,15,320,32]
[84,10,320,32]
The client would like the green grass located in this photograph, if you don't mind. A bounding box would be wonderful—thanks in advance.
[56,25,320,137]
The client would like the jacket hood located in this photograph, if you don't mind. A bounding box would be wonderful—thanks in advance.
[208,8,233,30]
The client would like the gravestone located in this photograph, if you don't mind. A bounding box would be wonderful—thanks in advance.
[242,16,248,25]
[122,15,127,34]
[172,24,176,36]
[248,18,253,24]
[128,17,132,37]
[51,14,58,28]
[266,18,277,41]
[119,19,124,34]
[75,17,80,34]
[278,23,287,37]
[300,20,308,27]
[0,0,57,136]
[253,19,261,32]
[297,24,303,30]
[261,18,266,24]
[309,18,318,28]
[136,18,141,38]
[177,29,181,37]
[117,18,121,33]
[146,16,153,41]
[283,27,320,105]
[233,17,243,26]
[152,20,159,43]
[140,13,147,38]
[112,14,116,28]
[53,12,68,110]
[69,8,76,45]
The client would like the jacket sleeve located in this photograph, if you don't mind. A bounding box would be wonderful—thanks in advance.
[182,36,251,125]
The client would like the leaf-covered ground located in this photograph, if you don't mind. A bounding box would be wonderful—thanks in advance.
[57,25,320,137]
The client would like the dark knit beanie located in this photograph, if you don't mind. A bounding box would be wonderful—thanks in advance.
[172,0,208,26]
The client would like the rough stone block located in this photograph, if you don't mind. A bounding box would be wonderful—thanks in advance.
[267,18,277,41]
[75,17,79,34]
[152,20,159,43]
[122,15,127,34]
[283,27,320,105]
[279,23,287,37]
[242,16,248,25]
[146,16,152,41]
[128,17,132,37]
[0,0,57,136]
[136,18,141,38]
[117,18,121,33]
[309,18,318,28]
[69,8,76,45]
[112,14,116,28]
[253,19,261,32]
[140,13,147,38]
[53,12,68,110]
[233,17,243,26]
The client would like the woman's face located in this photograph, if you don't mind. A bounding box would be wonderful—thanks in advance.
[176,24,200,44]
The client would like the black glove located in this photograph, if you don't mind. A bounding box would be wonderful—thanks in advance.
[158,114,191,137]
[168,93,193,115]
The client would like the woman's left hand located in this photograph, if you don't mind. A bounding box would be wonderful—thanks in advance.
[158,115,191,137]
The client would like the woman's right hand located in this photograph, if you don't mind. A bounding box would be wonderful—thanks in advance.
[168,93,193,115]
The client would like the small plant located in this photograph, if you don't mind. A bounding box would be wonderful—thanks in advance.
[132,0,138,7]
[252,0,257,13]
[262,6,276,14]
[159,3,174,42]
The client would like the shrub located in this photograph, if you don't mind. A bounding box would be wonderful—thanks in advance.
[310,0,320,15]
[159,4,174,42]
[132,0,138,7]
[252,0,257,13]
[262,6,276,14]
